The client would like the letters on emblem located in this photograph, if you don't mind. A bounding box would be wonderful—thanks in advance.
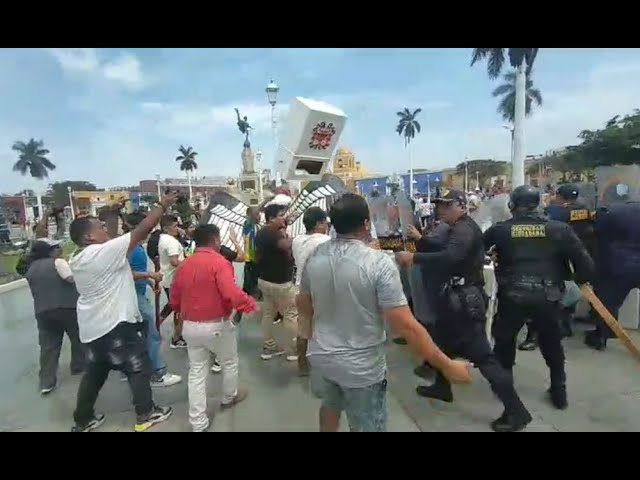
[569,209,589,222]
[511,224,546,238]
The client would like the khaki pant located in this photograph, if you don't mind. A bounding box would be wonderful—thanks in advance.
[258,279,298,352]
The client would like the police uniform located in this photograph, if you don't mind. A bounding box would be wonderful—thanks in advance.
[546,184,596,256]
[585,200,640,350]
[484,185,595,410]
[411,189,531,433]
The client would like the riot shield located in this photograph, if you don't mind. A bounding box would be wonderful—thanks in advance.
[396,192,416,239]
[576,182,597,212]
[369,195,390,238]
[596,165,640,208]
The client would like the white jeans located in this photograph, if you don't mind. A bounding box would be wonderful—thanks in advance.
[182,320,239,432]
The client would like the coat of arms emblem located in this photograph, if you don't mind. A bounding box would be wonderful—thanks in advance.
[308,121,336,150]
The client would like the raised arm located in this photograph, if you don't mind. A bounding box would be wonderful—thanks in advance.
[128,193,177,255]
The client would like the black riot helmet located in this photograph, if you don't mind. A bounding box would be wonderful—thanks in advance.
[556,183,579,201]
[509,185,541,211]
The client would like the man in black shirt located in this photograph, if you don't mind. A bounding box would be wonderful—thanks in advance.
[255,204,298,362]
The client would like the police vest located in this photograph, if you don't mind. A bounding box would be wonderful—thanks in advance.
[499,219,566,283]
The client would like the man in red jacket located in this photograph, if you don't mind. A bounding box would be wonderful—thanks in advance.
[170,224,258,432]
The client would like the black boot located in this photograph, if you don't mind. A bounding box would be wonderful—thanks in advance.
[490,409,533,433]
[413,362,435,380]
[584,330,607,351]
[518,330,538,352]
[548,384,568,410]
[416,373,453,403]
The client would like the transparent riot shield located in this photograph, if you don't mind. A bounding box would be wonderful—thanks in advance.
[596,165,640,208]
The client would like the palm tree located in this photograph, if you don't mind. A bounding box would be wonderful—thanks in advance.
[175,145,198,200]
[471,48,540,187]
[395,108,422,197]
[492,70,543,123]
[12,139,56,220]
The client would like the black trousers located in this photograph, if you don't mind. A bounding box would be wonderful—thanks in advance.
[243,262,259,297]
[74,322,154,427]
[493,295,566,386]
[159,287,173,319]
[434,287,527,414]
[36,308,86,389]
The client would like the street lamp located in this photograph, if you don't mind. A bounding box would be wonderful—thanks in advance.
[155,173,162,200]
[475,170,480,191]
[256,150,264,202]
[503,125,515,164]
[265,78,281,185]
[67,186,75,220]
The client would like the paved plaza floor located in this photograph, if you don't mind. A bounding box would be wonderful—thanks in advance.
[1,282,640,432]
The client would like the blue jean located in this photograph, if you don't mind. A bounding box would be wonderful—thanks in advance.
[137,291,166,379]
[314,375,388,432]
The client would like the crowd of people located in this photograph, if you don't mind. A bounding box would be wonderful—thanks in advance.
[18,179,640,433]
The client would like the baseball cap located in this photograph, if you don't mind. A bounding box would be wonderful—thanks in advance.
[433,188,467,205]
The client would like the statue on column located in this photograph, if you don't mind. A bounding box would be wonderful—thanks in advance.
[234,108,253,148]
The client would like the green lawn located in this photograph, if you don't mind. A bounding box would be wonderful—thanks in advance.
[0,241,77,277]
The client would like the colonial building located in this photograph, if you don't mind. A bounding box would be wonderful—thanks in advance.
[331,147,369,190]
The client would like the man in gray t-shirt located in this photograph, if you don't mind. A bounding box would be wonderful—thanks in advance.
[297,194,471,433]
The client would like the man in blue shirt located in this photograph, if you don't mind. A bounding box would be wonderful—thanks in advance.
[126,212,182,387]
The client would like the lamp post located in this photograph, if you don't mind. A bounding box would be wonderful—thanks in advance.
[265,79,281,185]
[22,193,29,239]
[67,186,75,220]
[464,156,469,192]
[155,173,162,200]
[475,170,480,191]
[256,150,264,202]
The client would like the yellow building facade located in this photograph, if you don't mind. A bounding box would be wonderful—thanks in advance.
[332,147,369,190]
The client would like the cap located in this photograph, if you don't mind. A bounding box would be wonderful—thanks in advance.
[433,188,467,205]
[34,238,63,247]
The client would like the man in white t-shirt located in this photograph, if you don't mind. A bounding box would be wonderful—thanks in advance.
[158,215,186,348]
[68,194,178,433]
[291,207,330,376]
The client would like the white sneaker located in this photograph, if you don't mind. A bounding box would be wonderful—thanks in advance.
[151,373,182,388]
[286,354,298,362]
[211,361,222,373]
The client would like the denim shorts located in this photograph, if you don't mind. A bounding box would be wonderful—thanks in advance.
[314,375,388,432]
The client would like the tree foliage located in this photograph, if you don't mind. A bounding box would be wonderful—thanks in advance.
[176,145,198,172]
[471,48,539,79]
[47,181,97,207]
[455,159,508,187]
[395,108,422,147]
[12,139,56,179]
[492,70,542,123]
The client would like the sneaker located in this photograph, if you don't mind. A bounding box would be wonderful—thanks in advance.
[135,405,173,432]
[40,385,56,395]
[171,337,188,349]
[221,387,248,409]
[261,345,285,360]
[151,373,182,388]
[286,353,298,362]
[211,360,222,373]
[120,373,128,382]
[71,414,106,432]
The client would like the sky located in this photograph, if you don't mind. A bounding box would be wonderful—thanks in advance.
[1,47,640,194]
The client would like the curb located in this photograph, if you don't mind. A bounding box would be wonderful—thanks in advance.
[0,278,27,294]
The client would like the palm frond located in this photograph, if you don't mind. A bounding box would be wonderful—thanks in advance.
[529,88,543,107]
[39,157,56,170]
[498,94,515,123]
[491,83,513,98]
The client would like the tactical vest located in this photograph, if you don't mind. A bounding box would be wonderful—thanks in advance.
[564,202,595,249]
[496,217,567,284]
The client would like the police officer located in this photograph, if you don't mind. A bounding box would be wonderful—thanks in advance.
[397,189,532,433]
[547,184,596,255]
[484,185,595,410]
[585,199,640,350]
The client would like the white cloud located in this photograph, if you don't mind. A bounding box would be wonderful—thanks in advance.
[46,48,146,90]
[46,48,99,72]
[102,53,145,89]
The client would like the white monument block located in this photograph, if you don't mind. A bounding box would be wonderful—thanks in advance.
[277,97,347,182]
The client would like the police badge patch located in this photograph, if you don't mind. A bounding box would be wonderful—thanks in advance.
[511,225,546,238]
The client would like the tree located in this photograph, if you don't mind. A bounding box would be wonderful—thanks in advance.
[175,145,198,201]
[492,70,543,123]
[12,138,56,219]
[574,109,640,166]
[471,48,540,187]
[455,159,508,189]
[395,107,422,197]
[48,181,97,207]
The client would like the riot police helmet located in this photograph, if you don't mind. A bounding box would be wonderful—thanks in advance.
[509,185,541,211]
[556,183,579,201]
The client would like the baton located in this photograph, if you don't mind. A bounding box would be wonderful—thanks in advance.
[581,285,640,364]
